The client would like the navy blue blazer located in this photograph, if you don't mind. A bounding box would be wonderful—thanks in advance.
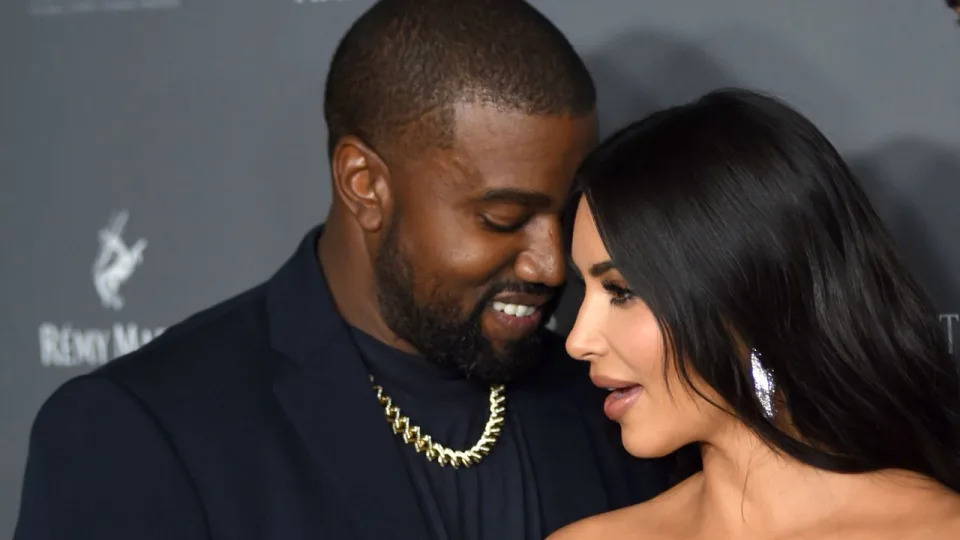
[14,227,670,540]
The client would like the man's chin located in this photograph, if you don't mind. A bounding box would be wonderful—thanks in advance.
[470,337,544,382]
[483,332,538,356]
[464,362,535,384]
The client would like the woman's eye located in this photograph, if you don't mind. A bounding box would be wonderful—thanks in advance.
[601,280,635,306]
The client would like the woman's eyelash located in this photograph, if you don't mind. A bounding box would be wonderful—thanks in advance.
[601,280,635,306]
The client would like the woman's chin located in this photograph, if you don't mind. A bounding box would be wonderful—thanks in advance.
[621,429,682,459]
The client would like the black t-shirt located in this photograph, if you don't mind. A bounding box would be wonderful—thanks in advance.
[351,327,542,540]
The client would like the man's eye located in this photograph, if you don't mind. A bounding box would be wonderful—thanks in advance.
[481,215,528,233]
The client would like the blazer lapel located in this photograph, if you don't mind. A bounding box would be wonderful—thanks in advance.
[267,227,430,540]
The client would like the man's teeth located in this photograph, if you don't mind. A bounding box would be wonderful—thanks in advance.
[492,301,537,317]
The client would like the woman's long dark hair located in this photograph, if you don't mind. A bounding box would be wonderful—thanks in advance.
[575,89,960,491]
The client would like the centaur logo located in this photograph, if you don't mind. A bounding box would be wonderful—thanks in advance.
[93,210,146,310]
[38,210,165,368]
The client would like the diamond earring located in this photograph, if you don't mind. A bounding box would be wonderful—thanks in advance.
[750,349,777,420]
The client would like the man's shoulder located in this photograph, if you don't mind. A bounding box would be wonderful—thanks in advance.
[90,283,275,407]
[23,282,306,497]
[29,283,284,464]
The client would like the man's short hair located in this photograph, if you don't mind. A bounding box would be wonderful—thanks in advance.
[323,0,596,160]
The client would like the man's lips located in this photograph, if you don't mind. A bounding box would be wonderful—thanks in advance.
[479,288,556,338]
[488,292,552,318]
[490,292,552,307]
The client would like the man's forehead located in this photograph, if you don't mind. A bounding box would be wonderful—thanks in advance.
[442,102,596,194]
[450,101,596,151]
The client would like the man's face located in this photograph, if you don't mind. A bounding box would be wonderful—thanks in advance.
[375,102,597,382]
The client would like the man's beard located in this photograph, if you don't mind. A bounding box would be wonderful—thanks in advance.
[373,226,555,383]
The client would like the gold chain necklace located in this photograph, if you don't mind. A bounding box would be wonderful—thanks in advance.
[370,376,506,468]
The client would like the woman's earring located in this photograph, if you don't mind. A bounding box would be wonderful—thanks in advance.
[750,349,777,420]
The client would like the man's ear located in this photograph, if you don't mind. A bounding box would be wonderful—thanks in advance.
[330,135,393,232]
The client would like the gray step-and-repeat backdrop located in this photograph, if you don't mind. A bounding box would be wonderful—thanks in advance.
[2,1,958,534]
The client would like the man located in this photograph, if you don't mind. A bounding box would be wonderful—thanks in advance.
[14,1,670,539]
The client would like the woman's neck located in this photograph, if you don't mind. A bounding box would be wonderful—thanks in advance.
[693,422,951,538]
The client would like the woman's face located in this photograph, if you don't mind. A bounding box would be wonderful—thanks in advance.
[566,198,727,457]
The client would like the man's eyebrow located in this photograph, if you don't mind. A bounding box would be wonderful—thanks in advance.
[474,188,553,208]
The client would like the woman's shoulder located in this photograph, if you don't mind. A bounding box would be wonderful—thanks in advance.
[547,473,703,540]
[892,488,960,538]
[546,505,637,540]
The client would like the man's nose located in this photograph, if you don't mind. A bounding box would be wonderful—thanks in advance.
[514,219,565,288]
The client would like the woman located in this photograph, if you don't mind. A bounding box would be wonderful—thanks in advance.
[551,89,960,539]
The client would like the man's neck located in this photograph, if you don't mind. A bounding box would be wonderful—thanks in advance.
[317,212,418,354]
